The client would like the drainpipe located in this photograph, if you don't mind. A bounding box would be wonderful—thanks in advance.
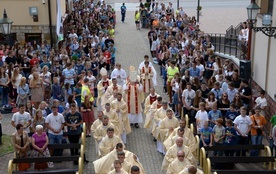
[48,0,53,48]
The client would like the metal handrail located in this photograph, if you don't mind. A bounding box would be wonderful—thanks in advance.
[206,158,211,174]
[195,135,200,162]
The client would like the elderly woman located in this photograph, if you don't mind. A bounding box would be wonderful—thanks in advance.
[12,124,30,171]
[31,125,54,170]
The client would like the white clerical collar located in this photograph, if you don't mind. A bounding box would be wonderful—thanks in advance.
[150,93,156,97]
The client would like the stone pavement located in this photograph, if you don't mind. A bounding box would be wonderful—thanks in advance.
[84,10,169,174]
[0,1,247,173]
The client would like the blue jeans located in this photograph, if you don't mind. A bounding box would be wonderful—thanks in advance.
[250,135,263,156]
[0,87,9,106]
[48,133,63,156]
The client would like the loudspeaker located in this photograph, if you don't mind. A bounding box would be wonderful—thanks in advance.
[240,60,251,79]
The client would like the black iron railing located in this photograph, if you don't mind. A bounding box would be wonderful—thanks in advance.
[207,23,248,60]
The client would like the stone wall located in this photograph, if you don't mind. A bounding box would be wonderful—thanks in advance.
[11,25,56,44]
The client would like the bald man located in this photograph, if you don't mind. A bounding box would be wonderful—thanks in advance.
[162,137,196,171]
[167,150,192,174]
[179,165,204,174]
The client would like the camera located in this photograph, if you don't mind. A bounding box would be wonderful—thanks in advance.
[42,0,45,4]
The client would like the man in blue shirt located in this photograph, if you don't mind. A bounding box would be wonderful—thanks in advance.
[121,3,127,22]
[62,62,76,88]
[189,62,200,78]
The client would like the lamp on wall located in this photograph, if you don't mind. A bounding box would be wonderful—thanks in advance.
[0,9,14,46]
[29,6,38,22]
[247,1,276,37]
[0,9,13,35]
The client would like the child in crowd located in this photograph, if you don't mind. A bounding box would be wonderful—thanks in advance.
[200,121,213,148]
[52,77,63,101]
[63,83,73,103]
[225,103,240,122]
[212,118,225,156]
[224,120,237,156]
[208,104,222,128]
[74,83,82,109]
[195,102,209,134]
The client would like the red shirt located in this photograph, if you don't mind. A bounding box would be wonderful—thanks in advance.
[103,51,111,64]
[30,57,39,67]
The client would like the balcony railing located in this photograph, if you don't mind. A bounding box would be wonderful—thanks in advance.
[207,33,248,60]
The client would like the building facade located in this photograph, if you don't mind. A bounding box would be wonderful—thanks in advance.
[0,0,68,46]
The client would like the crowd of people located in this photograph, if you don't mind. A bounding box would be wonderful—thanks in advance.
[0,0,276,173]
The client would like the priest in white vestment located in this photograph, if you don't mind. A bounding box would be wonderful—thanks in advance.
[162,137,196,171]
[157,109,179,154]
[103,78,123,108]
[99,127,124,157]
[166,150,192,174]
[169,119,197,153]
[138,55,157,86]
[143,88,159,115]
[111,63,127,87]
[144,96,163,129]
[140,60,154,94]
[91,111,104,156]
[179,165,204,174]
[93,115,119,143]
[110,151,132,173]
[108,160,128,174]
[163,127,190,152]
[111,93,131,144]
[93,143,146,174]
[103,103,120,131]
[123,66,143,128]
[97,68,111,110]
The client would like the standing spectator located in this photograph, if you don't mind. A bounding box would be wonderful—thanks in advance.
[52,77,63,101]
[224,120,237,156]
[211,82,222,101]
[20,56,31,79]
[16,77,29,106]
[212,118,225,156]
[45,105,65,156]
[12,124,30,171]
[218,92,230,118]
[40,66,52,102]
[254,90,267,116]
[0,66,9,107]
[233,106,252,156]
[11,67,23,103]
[225,103,239,122]
[135,10,141,30]
[182,83,195,122]
[250,107,266,156]
[11,104,32,133]
[31,125,54,169]
[208,104,222,128]
[121,3,127,23]
[65,103,83,165]
[205,92,217,111]
[227,82,238,103]
[32,109,45,132]
[29,72,44,109]
[195,102,209,134]
[62,62,76,89]
[200,121,213,148]
[232,93,243,111]
[239,79,252,109]
[81,95,94,137]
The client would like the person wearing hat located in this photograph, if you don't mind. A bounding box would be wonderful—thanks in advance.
[97,68,111,110]
[123,66,143,128]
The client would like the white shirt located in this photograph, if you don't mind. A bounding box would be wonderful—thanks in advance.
[12,111,31,132]
[45,113,65,135]
[233,115,252,135]
[182,89,195,107]
[195,110,209,132]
